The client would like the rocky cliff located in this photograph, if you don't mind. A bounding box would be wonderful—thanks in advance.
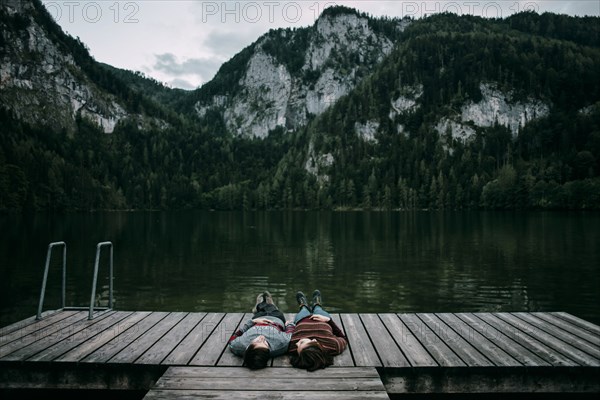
[2,1,599,212]
[194,9,408,138]
[0,0,163,133]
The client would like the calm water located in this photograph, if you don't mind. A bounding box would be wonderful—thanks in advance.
[1,211,599,328]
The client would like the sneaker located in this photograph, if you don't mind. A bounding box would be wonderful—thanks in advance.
[263,291,274,305]
[296,291,309,308]
[312,290,322,307]
[252,293,265,313]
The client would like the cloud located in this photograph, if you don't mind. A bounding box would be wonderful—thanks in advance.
[510,0,599,17]
[203,30,261,59]
[167,78,196,90]
[561,0,600,16]
[153,53,222,77]
[148,26,265,89]
[137,1,600,90]
[151,52,223,88]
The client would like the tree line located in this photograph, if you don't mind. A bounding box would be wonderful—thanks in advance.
[1,8,599,212]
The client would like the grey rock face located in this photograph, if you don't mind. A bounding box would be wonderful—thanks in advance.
[435,82,550,141]
[461,83,550,136]
[195,12,404,138]
[0,1,156,133]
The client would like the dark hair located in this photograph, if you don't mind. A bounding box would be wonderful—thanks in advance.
[244,343,270,370]
[290,342,334,371]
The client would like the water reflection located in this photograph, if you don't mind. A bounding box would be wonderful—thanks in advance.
[1,211,599,327]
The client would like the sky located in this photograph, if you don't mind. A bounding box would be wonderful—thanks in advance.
[40,1,600,90]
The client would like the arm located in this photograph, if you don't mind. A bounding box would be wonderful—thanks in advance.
[240,318,255,332]
[227,318,255,352]
[284,321,296,334]
[228,335,247,356]
[328,319,346,339]
[332,336,348,355]
[252,317,273,325]
[228,329,243,343]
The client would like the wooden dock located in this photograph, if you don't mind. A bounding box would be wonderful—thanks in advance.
[145,366,389,399]
[1,310,599,397]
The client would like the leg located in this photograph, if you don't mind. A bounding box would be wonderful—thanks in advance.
[311,290,322,308]
[267,309,285,325]
[252,293,264,313]
[252,303,268,319]
[256,302,278,313]
[294,305,312,324]
[255,303,285,324]
[264,291,274,305]
[255,291,276,313]
[311,305,332,319]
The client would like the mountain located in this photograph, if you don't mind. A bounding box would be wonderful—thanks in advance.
[1,0,599,212]
[295,12,600,209]
[187,6,408,138]
[0,0,174,133]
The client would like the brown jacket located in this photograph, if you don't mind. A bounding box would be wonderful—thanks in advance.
[289,317,347,355]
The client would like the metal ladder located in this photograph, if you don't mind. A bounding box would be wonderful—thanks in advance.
[36,241,114,320]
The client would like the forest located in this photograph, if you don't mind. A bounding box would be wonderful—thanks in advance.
[1,5,599,212]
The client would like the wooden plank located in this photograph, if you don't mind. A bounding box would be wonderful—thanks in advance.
[383,367,600,394]
[0,310,82,353]
[494,312,600,366]
[535,313,600,347]
[0,363,161,390]
[436,313,520,367]
[153,377,385,391]
[475,312,577,366]
[0,309,63,338]
[136,313,207,365]
[0,310,113,361]
[28,311,134,361]
[217,313,252,367]
[418,313,495,367]
[161,366,381,379]
[271,355,290,368]
[341,313,381,367]
[82,311,169,363]
[398,314,465,367]
[329,313,353,367]
[551,312,600,336]
[110,312,188,364]
[455,313,550,366]
[378,313,437,367]
[162,313,225,365]
[189,313,245,366]
[152,367,386,394]
[360,314,410,367]
[56,311,152,362]
[511,313,600,360]
[144,390,390,399]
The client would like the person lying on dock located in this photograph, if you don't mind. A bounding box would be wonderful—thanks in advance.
[288,290,347,371]
[228,291,295,369]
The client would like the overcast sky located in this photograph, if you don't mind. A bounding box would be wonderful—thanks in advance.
[40,1,600,90]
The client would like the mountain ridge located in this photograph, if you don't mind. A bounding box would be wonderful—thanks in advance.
[0,0,181,133]
[1,0,599,212]
[294,11,600,209]
[186,6,408,137]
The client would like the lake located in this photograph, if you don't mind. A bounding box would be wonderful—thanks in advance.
[1,211,599,328]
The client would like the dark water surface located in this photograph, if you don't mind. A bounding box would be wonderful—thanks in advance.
[1,211,599,328]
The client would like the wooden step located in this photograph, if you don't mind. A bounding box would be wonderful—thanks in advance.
[143,366,389,399]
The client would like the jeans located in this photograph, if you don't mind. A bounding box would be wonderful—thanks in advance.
[253,302,286,325]
[294,305,332,324]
